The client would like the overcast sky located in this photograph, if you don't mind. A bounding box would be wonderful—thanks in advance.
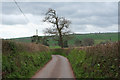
[0,2,118,39]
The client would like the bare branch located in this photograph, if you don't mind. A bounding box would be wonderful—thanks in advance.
[43,8,71,48]
[43,28,58,35]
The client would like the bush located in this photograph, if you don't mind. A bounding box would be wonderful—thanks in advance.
[2,40,49,54]
[67,41,119,78]
[74,39,83,47]
[83,38,94,46]
[2,51,52,78]
[2,40,51,78]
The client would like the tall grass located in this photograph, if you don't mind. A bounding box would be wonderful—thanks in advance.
[67,41,119,78]
[2,52,52,78]
[2,40,52,78]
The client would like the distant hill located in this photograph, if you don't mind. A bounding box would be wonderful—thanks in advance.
[10,32,118,47]
[10,37,32,43]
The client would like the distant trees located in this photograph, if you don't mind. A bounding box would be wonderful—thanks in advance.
[74,39,83,47]
[31,35,40,44]
[63,40,68,48]
[31,36,49,46]
[83,38,94,46]
[74,38,94,46]
[42,37,49,46]
[43,8,71,48]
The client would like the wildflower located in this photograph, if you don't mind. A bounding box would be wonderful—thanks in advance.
[97,64,100,67]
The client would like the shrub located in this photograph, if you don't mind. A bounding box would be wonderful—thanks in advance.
[2,51,52,79]
[2,40,51,78]
[2,40,49,54]
[83,38,94,46]
[67,41,119,78]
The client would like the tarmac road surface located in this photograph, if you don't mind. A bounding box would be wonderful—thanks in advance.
[32,55,75,79]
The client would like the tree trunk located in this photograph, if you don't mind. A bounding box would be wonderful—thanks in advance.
[59,32,64,48]
[56,17,64,48]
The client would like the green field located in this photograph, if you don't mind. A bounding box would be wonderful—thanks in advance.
[69,33,118,45]
[10,32,118,47]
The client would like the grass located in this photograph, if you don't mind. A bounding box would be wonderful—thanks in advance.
[10,37,31,43]
[49,46,61,49]
[66,42,119,78]
[67,50,87,78]
[2,39,119,78]
[52,41,119,78]
[94,39,105,44]
[2,51,52,78]
[10,32,118,47]
[2,40,52,79]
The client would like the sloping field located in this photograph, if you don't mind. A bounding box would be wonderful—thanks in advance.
[10,33,118,47]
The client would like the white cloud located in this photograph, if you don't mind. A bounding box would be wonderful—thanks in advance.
[71,24,118,33]
[84,24,118,32]
[2,13,45,25]
[1,2,118,38]
[2,14,28,25]
[2,0,119,2]
[0,22,52,39]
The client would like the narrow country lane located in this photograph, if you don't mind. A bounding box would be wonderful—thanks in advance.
[31,55,75,79]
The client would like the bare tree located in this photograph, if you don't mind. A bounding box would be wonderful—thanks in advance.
[43,8,71,48]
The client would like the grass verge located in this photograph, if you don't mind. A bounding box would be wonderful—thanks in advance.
[2,51,52,78]
[66,42,119,78]
[52,41,119,78]
[2,40,52,79]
